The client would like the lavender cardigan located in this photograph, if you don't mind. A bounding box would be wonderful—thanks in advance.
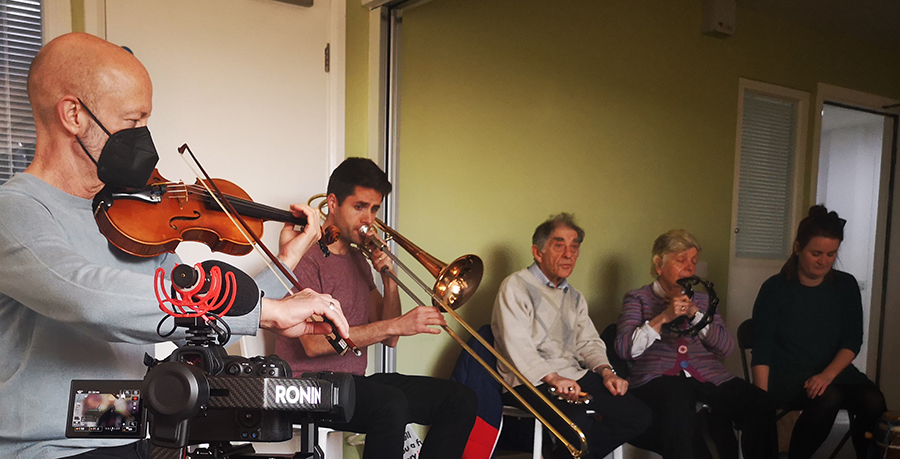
[614,284,736,388]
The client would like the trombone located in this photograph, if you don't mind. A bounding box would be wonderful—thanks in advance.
[308,194,588,458]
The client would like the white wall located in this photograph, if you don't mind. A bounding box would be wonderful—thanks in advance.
[95,0,344,356]
[105,0,336,273]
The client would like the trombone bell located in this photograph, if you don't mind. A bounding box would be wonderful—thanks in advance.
[434,255,483,310]
[359,223,483,311]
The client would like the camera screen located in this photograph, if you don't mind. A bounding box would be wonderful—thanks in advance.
[66,380,145,439]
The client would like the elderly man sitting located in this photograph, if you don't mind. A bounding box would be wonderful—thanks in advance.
[492,213,650,459]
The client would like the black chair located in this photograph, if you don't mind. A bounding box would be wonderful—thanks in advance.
[599,323,631,379]
[736,318,852,459]
[600,323,722,459]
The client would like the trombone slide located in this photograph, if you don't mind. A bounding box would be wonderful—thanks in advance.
[357,222,589,458]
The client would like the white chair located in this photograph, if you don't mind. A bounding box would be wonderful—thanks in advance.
[248,427,343,458]
[501,405,543,459]
[500,405,623,459]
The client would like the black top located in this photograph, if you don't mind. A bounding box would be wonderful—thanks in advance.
[751,270,871,407]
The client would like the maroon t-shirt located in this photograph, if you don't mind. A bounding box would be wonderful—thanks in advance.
[273,247,376,376]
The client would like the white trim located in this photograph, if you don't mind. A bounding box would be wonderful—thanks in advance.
[361,0,435,9]
[362,0,394,8]
[327,0,347,172]
[42,0,73,42]
[367,6,393,373]
[82,0,106,38]
[367,7,388,163]
[385,8,401,218]
[811,83,900,378]
[868,116,895,377]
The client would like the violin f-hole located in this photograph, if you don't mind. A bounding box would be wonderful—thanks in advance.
[169,211,202,230]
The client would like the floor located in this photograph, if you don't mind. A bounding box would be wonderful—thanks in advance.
[495,410,856,459]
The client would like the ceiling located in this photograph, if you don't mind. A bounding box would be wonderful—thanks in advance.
[738,0,900,51]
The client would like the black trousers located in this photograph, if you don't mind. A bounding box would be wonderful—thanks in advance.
[786,382,887,459]
[629,376,777,459]
[502,371,652,459]
[320,372,477,459]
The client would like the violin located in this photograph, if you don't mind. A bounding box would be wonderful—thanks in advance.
[94,163,360,356]
[92,169,339,257]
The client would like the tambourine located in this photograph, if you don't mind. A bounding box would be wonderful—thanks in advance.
[662,275,718,336]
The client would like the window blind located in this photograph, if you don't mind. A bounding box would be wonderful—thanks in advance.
[1,0,41,185]
[735,89,797,258]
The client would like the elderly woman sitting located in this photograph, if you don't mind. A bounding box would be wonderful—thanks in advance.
[615,230,776,459]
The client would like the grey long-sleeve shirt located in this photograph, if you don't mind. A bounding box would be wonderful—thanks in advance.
[0,173,276,458]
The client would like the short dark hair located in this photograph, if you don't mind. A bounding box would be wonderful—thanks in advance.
[532,213,585,250]
[327,157,392,204]
[781,204,846,281]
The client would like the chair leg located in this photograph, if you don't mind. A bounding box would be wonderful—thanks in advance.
[533,417,542,459]
[825,430,852,459]
[612,444,624,459]
[321,427,344,459]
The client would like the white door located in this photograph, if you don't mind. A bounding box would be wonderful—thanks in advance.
[104,0,341,272]
[725,80,808,377]
[101,0,343,358]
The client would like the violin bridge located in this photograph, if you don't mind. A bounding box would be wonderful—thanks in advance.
[175,180,188,208]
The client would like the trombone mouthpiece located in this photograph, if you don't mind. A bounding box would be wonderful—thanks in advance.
[358,225,371,235]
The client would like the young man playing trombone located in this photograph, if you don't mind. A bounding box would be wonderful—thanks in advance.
[274,157,477,459]
[492,213,651,459]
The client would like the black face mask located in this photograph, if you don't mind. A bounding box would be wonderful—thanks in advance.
[76,98,159,189]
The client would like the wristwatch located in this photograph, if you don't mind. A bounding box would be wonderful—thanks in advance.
[596,364,617,376]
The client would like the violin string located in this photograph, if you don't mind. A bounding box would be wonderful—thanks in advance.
[163,183,289,216]
[177,155,295,296]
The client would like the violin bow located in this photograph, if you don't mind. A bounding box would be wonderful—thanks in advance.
[177,144,361,356]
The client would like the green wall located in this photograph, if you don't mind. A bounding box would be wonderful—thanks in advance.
[346,0,900,379]
[344,0,369,158]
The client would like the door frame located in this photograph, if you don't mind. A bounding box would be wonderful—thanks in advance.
[364,0,435,373]
[811,83,900,383]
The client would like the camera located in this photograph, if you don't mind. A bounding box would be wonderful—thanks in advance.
[66,261,356,458]
[142,316,355,450]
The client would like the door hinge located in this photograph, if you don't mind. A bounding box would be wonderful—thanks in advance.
[325,43,330,73]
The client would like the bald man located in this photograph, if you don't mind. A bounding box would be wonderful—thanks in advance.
[0,33,349,458]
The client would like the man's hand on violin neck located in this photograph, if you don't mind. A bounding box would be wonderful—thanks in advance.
[259,288,349,339]
[277,204,321,269]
